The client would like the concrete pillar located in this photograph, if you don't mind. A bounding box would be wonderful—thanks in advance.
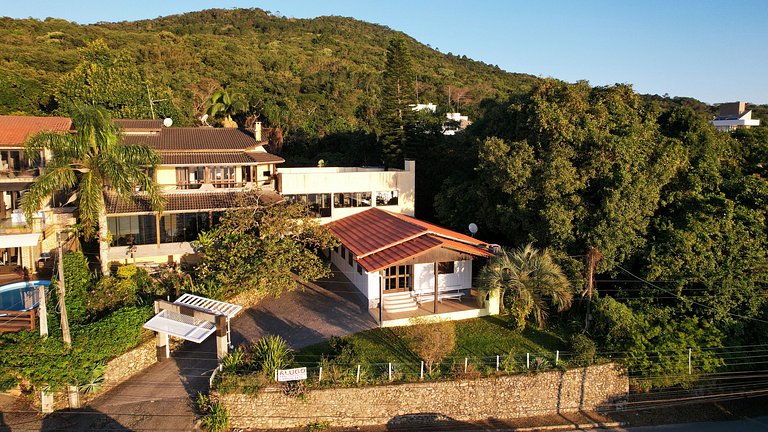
[67,385,80,408]
[215,315,228,361]
[40,390,54,413]
[38,283,48,338]
[487,288,501,315]
[156,331,170,361]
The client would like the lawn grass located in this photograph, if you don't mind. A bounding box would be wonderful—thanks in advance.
[293,316,570,367]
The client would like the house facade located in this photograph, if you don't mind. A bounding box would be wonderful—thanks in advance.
[0,116,75,277]
[106,120,416,265]
[328,208,499,327]
[107,120,285,264]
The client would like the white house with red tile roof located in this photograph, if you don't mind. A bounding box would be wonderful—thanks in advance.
[329,208,500,327]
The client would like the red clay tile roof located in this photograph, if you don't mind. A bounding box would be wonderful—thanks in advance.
[105,190,283,215]
[0,116,72,147]
[330,208,492,272]
[357,235,441,272]
[159,152,284,165]
[329,208,427,257]
[122,127,265,151]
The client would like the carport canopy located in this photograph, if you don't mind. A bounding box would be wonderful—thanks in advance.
[143,309,216,343]
[143,294,242,344]
[173,293,242,318]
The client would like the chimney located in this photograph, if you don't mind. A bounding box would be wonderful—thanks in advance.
[254,122,262,141]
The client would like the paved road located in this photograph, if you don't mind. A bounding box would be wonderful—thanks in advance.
[1,267,376,431]
[596,416,768,431]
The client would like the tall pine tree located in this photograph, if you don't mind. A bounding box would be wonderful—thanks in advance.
[380,37,416,168]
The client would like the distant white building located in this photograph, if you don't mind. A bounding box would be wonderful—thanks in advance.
[711,102,760,132]
[443,112,471,135]
[411,103,437,113]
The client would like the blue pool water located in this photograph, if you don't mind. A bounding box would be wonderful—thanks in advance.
[0,280,50,311]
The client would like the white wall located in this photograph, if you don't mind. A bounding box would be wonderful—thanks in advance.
[278,160,416,221]
[330,246,380,308]
[413,260,473,294]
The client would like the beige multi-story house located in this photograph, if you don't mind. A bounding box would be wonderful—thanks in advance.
[106,120,416,265]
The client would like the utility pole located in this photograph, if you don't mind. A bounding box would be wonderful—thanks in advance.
[583,247,602,331]
[57,231,71,348]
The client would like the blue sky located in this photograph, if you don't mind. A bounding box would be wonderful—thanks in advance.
[4,0,767,104]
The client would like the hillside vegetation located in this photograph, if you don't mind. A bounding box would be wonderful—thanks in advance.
[0,8,536,139]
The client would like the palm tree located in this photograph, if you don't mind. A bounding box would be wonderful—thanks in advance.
[21,104,164,275]
[477,244,573,331]
[205,89,247,128]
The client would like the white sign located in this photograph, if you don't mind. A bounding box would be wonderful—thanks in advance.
[277,367,307,382]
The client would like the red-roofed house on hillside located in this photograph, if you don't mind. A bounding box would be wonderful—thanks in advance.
[329,208,501,327]
[0,115,73,275]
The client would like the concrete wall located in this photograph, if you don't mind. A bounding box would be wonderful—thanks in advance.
[217,363,628,429]
[278,160,416,220]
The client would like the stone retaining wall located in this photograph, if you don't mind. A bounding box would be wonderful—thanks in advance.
[218,363,628,429]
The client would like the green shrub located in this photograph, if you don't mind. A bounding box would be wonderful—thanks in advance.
[197,392,230,432]
[52,251,94,324]
[306,420,330,431]
[221,346,247,373]
[403,320,456,374]
[251,335,294,377]
[569,334,597,367]
[0,305,153,390]
[86,265,158,315]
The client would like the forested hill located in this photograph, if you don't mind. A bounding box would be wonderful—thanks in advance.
[0,8,537,134]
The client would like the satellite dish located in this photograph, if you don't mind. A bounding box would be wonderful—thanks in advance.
[468,223,478,236]
[200,114,210,126]
[163,117,173,127]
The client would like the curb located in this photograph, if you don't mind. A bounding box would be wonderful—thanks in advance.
[510,421,628,431]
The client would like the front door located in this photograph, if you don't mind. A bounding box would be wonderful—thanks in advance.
[383,264,412,293]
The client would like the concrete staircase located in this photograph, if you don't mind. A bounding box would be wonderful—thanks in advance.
[382,292,418,313]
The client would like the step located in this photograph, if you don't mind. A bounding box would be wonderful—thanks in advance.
[383,303,418,313]
[383,296,417,305]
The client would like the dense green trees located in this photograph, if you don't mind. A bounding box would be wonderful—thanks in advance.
[434,78,768,386]
[193,192,338,298]
[0,9,538,163]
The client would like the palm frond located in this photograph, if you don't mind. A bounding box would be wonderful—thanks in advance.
[20,161,77,220]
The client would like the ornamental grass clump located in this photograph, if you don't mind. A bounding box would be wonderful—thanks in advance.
[251,335,294,378]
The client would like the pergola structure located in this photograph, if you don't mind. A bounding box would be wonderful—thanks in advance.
[143,294,242,361]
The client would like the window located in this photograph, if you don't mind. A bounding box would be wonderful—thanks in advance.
[341,246,346,259]
[160,212,211,243]
[348,252,354,266]
[376,191,399,206]
[175,167,205,189]
[383,265,412,291]
[284,193,332,217]
[334,192,372,208]
[210,166,237,188]
[107,215,157,246]
[438,261,455,274]
[357,262,363,274]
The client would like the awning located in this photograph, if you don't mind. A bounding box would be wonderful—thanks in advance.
[174,293,242,318]
[0,233,41,249]
[143,309,216,343]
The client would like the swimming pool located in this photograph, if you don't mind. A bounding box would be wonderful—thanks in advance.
[0,280,50,311]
